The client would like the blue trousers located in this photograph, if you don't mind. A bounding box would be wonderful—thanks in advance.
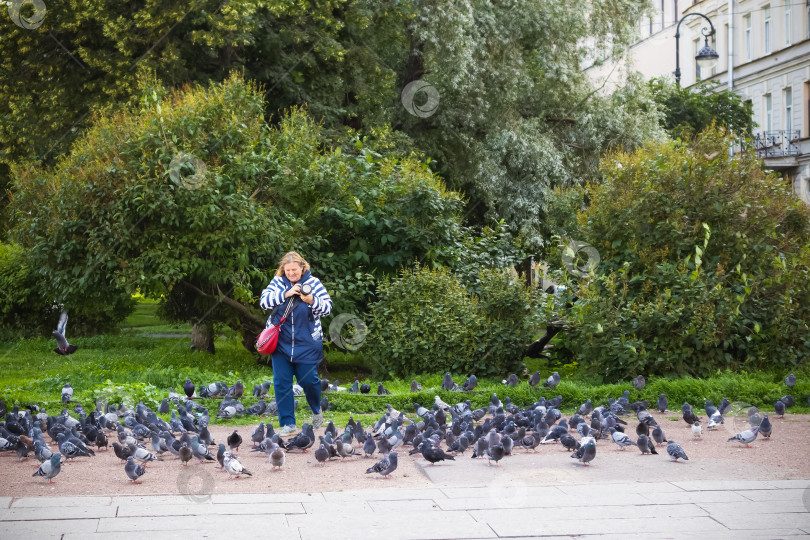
[271,357,321,427]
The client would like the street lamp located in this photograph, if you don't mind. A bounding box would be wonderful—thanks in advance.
[674,12,719,86]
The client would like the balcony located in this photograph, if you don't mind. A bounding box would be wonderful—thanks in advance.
[752,130,802,159]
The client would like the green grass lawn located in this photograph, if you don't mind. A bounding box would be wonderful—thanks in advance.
[1,300,808,429]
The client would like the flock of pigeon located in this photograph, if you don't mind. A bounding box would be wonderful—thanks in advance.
[1,370,802,487]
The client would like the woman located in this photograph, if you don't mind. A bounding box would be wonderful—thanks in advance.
[260,252,332,435]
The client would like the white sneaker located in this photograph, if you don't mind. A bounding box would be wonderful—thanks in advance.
[313,412,324,429]
[279,425,298,436]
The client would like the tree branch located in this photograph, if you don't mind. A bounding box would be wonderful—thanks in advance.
[180,280,265,325]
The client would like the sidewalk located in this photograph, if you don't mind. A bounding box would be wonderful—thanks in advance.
[3,479,809,539]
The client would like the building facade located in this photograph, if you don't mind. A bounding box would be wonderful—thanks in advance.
[587,0,810,203]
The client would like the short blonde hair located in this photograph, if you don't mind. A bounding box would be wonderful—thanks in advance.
[275,251,311,277]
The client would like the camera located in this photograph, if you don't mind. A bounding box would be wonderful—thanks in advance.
[299,283,313,296]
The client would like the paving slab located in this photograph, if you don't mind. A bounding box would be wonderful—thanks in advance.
[638,490,750,504]
[483,515,728,537]
[0,505,116,521]
[210,492,325,503]
[115,501,305,517]
[367,499,442,512]
[11,496,112,508]
[468,503,706,524]
[96,513,291,534]
[0,497,12,509]
[2,518,99,536]
[295,511,497,540]
[672,480,783,491]
[321,487,447,502]
[736,488,807,502]
[698,500,809,514]
[302,500,374,514]
[710,512,810,530]
[440,485,565,499]
[64,532,189,540]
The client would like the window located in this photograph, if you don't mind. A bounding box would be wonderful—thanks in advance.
[805,82,810,137]
[764,5,771,54]
[785,87,793,134]
[660,0,665,29]
[764,93,772,132]
[785,4,791,46]
[744,14,752,61]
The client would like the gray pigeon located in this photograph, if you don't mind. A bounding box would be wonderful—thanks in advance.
[780,394,794,408]
[486,444,505,466]
[227,380,244,399]
[774,400,786,417]
[53,312,78,355]
[33,453,62,483]
[360,383,371,393]
[270,444,285,470]
[410,381,422,392]
[543,372,560,388]
[609,427,635,450]
[758,415,772,438]
[377,382,390,395]
[183,379,195,398]
[314,444,330,466]
[666,441,689,461]
[571,437,596,465]
[529,371,541,388]
[637,434,657,455]
[125,456,146,483]
[462,375,478,392]
[179,443,193,465]
[441,372,459,391]
[657,394,668,413]
[157,398,170,415]
[503,374,519,387]
[632,375,645,390]
[651,425,667,446]
[366,451,398,477]
[363,435,376,457]
[728,426,759,448]
[61,382,73,404]
[251,423,266,447]
[785,373,796,387]
[227,430,242,452]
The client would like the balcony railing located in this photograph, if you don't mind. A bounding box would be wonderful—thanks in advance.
[752,130,802,158]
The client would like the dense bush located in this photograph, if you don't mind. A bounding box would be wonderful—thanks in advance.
[542,128,810,381]
[0,243,134,339]
[364,264,540,378]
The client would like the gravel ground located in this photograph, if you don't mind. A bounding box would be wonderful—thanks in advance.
[4,412,808,498]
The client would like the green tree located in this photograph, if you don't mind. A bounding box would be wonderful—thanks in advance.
[649,77,755,139]
[8,75,466,352]
[1,0,660,250]
[541,128,810,380]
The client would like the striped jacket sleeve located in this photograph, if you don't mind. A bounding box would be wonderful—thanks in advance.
[259,276,287,310]
[307,277,333,318]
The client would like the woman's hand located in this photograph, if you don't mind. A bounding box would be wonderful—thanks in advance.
[300,294,314,305]
[284,284,302,299]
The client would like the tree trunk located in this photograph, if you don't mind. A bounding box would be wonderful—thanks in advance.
[190,321,215,354]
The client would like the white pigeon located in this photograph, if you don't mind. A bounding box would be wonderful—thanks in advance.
[434,395,451,412]
[707,411,723,429]
[691,422,702,439]
[223,451,252,479]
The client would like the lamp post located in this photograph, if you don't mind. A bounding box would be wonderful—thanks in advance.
[674,13,720,86]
